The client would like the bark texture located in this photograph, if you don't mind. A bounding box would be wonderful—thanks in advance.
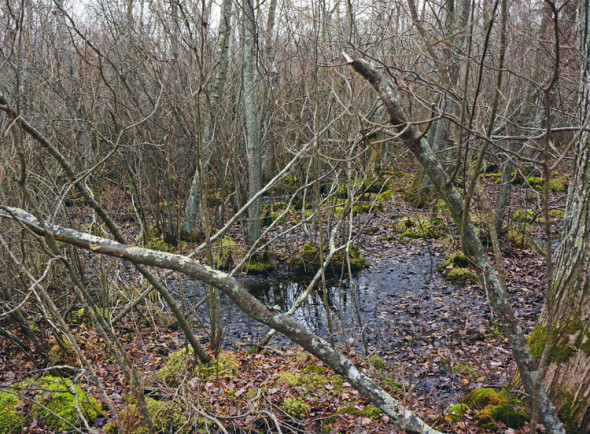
[182,0,233,237]
[531,3,590,430]
[343,53,565,433]
[243,0,262,246]
[0,206,440,434]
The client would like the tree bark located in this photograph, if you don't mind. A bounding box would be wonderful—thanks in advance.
[529,2,590,430]
[243,0,262,246]
[343,53,565,433]
[181,0,233,237]
[0,206,440,434]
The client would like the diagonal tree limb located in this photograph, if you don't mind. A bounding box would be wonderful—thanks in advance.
[0,206,441,434]
[342,53,565,433]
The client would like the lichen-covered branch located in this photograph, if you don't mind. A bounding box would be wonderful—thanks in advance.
[343,53,565,433]
[0,206,440,434]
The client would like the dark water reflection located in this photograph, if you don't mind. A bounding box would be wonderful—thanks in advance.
[167,248,446,351]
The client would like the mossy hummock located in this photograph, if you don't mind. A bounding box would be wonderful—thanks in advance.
[293,243,365,275]
[460,388,527,429]
[149,348,239,387]
[0,376,102,432]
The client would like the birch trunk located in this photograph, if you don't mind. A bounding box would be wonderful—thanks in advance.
[181,0,233,237]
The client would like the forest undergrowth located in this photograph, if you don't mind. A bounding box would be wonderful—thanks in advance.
[0,168,568,433]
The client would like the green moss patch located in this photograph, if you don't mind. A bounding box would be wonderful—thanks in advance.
[246,259,273,274]
[528,317,590,365]
[369,354,387,370]
[436,252,469,270]
[214,237,239,270]
[462,388,503,410]
[394,216,444,240]
[275,364,330,393]
[512,209,536,223]
[149,348,238,387]
[436,252,477,284]
[0,376,102,432]
[0,391,21,433]
[145,231,175,253]
[462,388,527,429]
[490,402,527,428]
[506,229,525,248]
[321,405,381,431]
[280,398,310,419]
[119,397,187,434]
[445,267,477,284]
[293,243,365,275]
[448,403,468,422]
[520,176,566,192]
[452,363,480,381]
[549,179,566,192]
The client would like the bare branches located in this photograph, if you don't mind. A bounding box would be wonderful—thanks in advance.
[0,206,441,434]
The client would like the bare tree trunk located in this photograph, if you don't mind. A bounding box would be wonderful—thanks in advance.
[182,0,233,238]
[529,3,590,430]
[243,0,262,246]
[53,0,92,168]
[343,53,565,433]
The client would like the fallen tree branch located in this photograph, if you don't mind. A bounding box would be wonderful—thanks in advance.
[0,206,440,434]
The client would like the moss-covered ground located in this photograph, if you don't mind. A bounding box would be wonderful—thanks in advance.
[0,376,102,432]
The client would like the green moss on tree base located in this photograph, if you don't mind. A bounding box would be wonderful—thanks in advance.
[528,317,590,365]
[556,391,589,434]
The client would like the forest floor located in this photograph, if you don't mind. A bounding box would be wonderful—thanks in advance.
[0,171,568,433]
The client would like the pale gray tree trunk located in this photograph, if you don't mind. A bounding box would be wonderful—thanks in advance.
[243,0,262,246]
[181,0,233,237]
[344,53,565,433]
[260,0,278,179]
[54,0,92,168]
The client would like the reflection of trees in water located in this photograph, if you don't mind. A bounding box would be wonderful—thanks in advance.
[171,251,440,346]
